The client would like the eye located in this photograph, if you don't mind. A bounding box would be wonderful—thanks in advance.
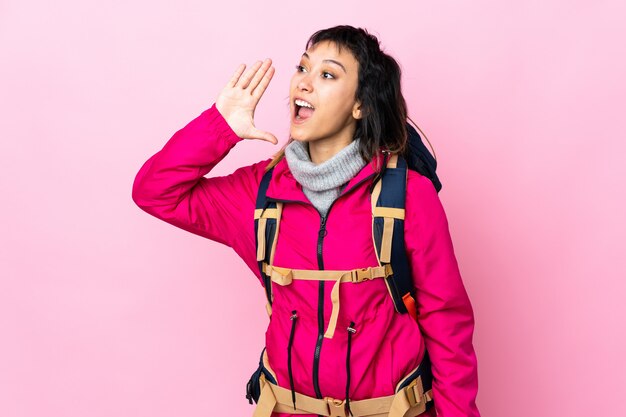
[295,64,334,79]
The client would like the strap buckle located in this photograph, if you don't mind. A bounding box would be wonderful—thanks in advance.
[404,376,425,407]
[350,268,371,283]
[325,397,347,417]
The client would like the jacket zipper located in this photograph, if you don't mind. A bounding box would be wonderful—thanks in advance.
[311,168,376,398]
[266,171,378,402]
[312,211,328,400]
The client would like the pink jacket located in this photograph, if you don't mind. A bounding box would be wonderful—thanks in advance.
[132,104,481,417]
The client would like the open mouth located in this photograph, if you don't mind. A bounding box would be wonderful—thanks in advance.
[294,98,315,121]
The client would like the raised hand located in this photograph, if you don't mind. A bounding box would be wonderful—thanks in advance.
[215,58,278,144]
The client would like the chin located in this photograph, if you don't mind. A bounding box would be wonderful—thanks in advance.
[289,128,309,142]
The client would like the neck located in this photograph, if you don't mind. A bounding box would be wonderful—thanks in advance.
[308,139,352,163]
[283,137,367,216]
[306,126,356,164]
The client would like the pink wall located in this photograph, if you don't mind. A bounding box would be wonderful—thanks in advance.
[1,1,624,416]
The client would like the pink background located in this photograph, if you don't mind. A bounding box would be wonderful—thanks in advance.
[1,1,624,416]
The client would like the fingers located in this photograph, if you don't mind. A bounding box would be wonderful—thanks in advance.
[226,63,246,88]
[251,65,275,100]
[250,127,278,145]
[236,60,264,90]
[247,59,272,94]
[228,59,273,92]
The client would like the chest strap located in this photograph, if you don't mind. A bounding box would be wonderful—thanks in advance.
[253,372,433,417]
[262,263,393,339]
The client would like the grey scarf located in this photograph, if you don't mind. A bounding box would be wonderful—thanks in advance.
[284,138,367,216]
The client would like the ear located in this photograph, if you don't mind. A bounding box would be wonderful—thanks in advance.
[352,100,363,120]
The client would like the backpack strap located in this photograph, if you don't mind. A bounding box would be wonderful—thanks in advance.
[254,167,282,316]
[371,153,418,320]
[255,155,418,320]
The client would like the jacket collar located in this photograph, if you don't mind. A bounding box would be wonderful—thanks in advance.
[266,150,386,203]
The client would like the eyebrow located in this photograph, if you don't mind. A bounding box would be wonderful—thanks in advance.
[301,52,347,74]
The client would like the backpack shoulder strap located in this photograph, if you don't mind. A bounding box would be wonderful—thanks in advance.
[371,153,418,319]
[254,167,282,316]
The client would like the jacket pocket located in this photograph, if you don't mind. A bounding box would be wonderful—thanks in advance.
[390,309,426,385]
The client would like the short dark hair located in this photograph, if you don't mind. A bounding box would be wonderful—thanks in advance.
[305,25,408,164]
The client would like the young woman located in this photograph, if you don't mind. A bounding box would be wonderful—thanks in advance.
[133,26,480,417]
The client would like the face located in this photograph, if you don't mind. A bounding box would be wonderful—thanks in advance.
[289,40,362,145]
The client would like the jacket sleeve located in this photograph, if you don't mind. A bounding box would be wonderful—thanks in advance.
[404,171,481,417]
[131,103,270,280]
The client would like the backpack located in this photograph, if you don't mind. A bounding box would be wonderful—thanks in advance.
[247,128,439,411]
[405,121,441,193]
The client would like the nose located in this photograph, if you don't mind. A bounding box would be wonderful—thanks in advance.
[297,73,313,92]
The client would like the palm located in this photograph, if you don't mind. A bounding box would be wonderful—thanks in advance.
[215,59,277,144]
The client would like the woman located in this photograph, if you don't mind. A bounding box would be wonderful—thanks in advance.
[133,25,480,417]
